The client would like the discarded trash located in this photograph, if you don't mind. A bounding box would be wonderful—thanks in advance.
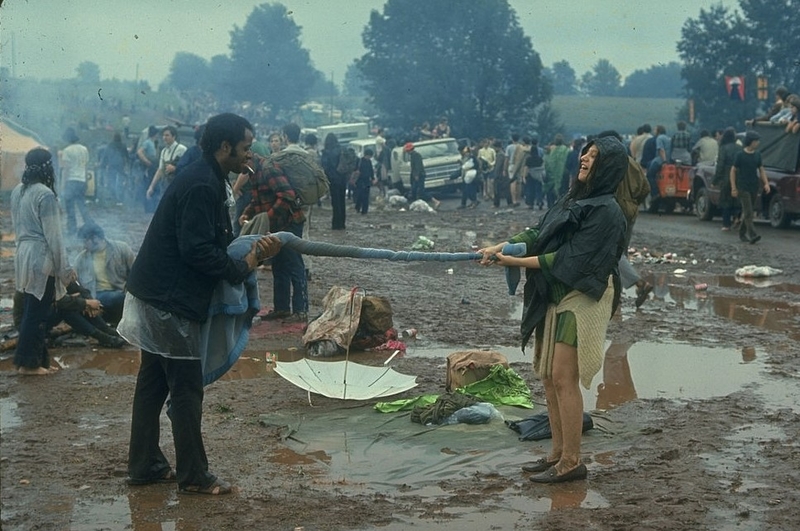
[400,328,417,339]
[411,235,435,250]
[442,403,503,425]
[383,349,401,365]
[735,265,783,278]
[694,283,708,291]
[674,268,687,275]
[265,352,275,364]
[307,339,343,358]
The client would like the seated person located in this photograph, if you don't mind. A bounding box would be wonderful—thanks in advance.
[783,94,800,134]
[747,86,790,124]
[13,284,127,349]
[75,222,135,324]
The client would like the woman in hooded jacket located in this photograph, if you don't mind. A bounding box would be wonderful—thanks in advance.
[479,137,628,483]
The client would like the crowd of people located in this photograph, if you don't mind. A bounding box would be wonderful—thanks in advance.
[8,83,798,493]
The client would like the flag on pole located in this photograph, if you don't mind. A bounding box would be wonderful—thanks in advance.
[725,76,745,101]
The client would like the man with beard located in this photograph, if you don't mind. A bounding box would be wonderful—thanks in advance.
[121,113,281,495]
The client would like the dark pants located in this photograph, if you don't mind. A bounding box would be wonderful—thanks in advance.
[460,179,478,206]
[272,222,308,314]
[524,178,543,207]
[63,180,93,234]
[330,184,347,230]
[646,159,664,198]
[14,277,55,370]
[354,183,371,214]
[494,177,513,207]
[47,306,108,337]
[128,350,215,489]
[739,191,758,241]
[410,178,431,202]
[96,290,126,324]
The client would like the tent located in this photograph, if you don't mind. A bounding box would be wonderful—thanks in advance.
[1,119,47,191]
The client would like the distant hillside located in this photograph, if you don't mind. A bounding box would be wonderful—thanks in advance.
[551,96,685,138]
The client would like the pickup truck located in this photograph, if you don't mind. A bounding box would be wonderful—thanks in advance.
[390,137,463,194]
[691,123,800,228]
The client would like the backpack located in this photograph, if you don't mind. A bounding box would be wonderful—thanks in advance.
[336,147,358,175]
[526,147,544,168]
[269,150,330,207]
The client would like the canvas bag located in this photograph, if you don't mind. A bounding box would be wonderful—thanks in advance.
[445,350,509,391]
[269,150,330,207]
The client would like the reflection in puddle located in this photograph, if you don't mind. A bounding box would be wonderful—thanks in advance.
[640,274,800,340]
[0,397,22,434]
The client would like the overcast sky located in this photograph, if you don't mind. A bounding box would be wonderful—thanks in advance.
[1,0,740,87]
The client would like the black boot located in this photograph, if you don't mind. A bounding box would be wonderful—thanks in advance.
[90,330,127,349]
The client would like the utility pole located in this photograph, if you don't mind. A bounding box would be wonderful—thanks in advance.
[330,71,334,124]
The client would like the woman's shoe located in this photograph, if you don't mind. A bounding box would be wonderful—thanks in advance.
[529,464,587,483]
[521,457,559,473]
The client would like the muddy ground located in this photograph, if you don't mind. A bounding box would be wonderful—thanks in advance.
[1,192,799,531]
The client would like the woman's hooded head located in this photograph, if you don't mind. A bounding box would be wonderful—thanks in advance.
[566,136,628,201]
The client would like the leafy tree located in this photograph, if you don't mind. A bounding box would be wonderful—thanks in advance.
[308,70,339,100]
[76,61,100,84]
[209,54,235,106]
[677,4,762,130]
[343,62,367,98]
[547,60,578,96]
[228,3,318,120]
[166,52,210,93]
[580,59,621,97]
[619,62,684,98]
[357,0,551,139]
[738,0,800,90]
[533,103,565,144]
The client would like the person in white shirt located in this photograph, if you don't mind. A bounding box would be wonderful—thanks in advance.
[59,127,93,235]
[146,126,187,202]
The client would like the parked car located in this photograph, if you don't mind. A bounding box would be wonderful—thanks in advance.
[642,163,693,213]
[691,123,800,228]
[390,137,463,193]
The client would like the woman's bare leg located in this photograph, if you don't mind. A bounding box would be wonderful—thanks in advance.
[551,342,583,475]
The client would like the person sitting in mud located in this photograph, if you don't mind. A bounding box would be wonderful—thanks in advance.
[75,222,136,325]
[12,283,127,349]
[479,136,628,484]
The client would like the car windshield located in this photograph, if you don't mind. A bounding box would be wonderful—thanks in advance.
[417,140,459,159]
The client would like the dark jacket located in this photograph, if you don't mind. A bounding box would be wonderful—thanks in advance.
[410,150,426,182]
[127,155,250,322]
[713,142,741,187]
[517,136,628,348]
[321,146,347,188]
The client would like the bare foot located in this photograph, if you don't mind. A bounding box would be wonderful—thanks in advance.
[18,366,58,376]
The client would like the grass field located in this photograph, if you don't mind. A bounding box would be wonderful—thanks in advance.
[551,95,686,138]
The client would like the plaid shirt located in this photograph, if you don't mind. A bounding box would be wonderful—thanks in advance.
[242,154,305,231]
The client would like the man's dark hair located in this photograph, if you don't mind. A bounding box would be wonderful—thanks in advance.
[200,113,253,155]
[677,121,687,131]
[511,133,520,142]
[283,122,301,143]
[305,133,318,147]
[364,148,374,157]
[77,222,105,241]
[162,125,178,138]
[642,123,652,134]
[597,130,623,142]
